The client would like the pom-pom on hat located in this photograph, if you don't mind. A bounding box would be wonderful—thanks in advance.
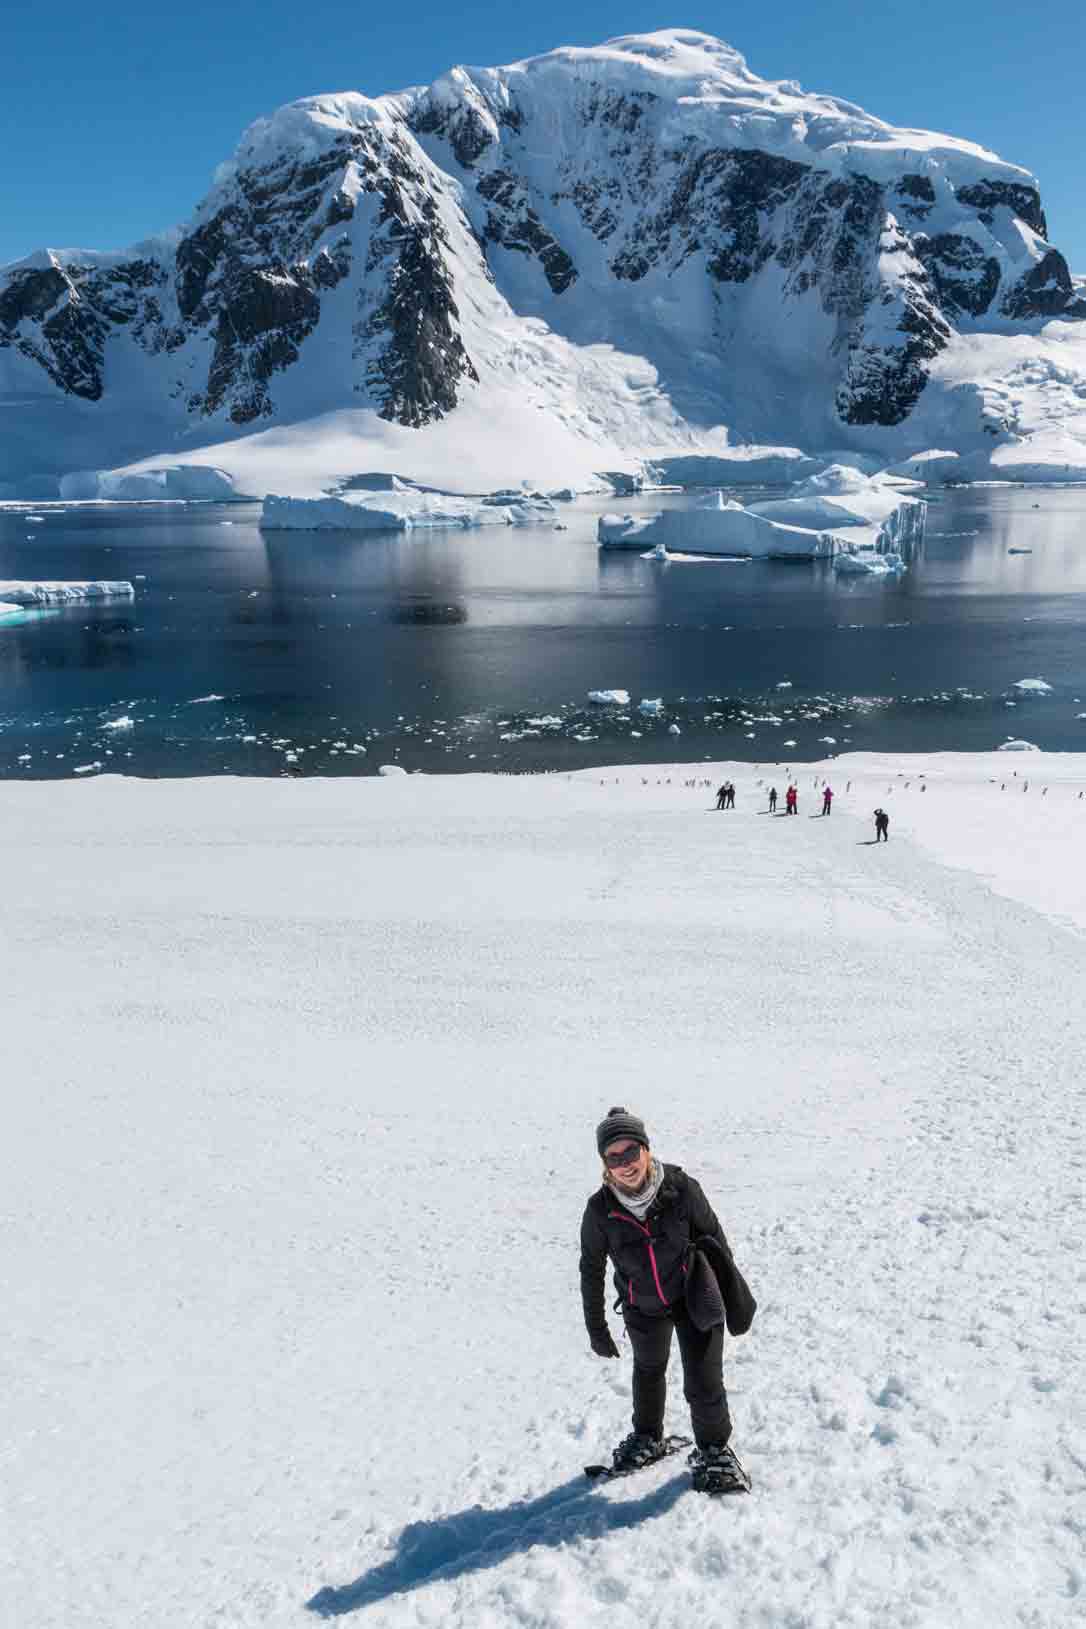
[596,1106,650,1157]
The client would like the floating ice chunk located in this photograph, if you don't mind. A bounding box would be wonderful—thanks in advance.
[1013,678,1053,692]
[998,739,1042,751]
[261,491,514,532]
[0,601,23,619]
[783,739,797,746]
[505,497,557,526]
[187,694,225,705]
[600,494,837,558]
[0,580,134,605]
[588,689,630,705]
[102,716,134,731]
[819,736,837,744]
[378,764,408,776]
[668,723,681,736]
[776,681,792,689]
[73,762,103,775]
[639,698,664,717]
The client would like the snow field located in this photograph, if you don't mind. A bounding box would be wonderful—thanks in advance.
[3,758,1085,1627]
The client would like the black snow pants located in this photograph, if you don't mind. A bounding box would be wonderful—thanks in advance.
[623,1300,731,1448]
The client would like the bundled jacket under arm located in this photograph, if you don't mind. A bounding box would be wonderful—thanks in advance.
[579,1164,734,1332]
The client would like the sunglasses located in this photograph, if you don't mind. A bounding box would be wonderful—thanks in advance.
[604,1143,645,1169]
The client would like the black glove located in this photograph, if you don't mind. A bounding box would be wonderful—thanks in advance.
[588,1325,620,1358]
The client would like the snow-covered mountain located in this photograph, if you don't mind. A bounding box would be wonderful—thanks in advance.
[3,29,1085,496]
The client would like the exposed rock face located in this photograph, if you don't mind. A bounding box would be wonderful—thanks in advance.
[1001,247,1078,320]
[476,170,578,294]
[1,29,1082,475]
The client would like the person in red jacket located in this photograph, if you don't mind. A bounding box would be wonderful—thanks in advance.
[822,785,833,815]
[579,1107,752,1494]
[785,784,798,815]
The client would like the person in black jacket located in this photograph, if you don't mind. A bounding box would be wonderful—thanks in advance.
[580,1106,751,1493]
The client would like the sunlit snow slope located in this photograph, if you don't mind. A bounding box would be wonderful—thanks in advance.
[3,757,1085,1627]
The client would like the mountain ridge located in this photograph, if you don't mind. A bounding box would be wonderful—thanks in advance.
[3,29,1085,496]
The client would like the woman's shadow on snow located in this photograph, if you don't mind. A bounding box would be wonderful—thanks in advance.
[306,1471,687,1616]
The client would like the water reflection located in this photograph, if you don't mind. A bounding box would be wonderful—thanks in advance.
[3,486,1086,777]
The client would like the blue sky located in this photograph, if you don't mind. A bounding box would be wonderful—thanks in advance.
[3,0,1084,270]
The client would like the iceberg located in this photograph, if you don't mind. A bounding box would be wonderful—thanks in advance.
[833,546,905,576]
[599,492,837,558]
[1013,678,1053,693]
[599,470,925,561]
[59,465,239,501]
[0,580,135,605]
[260,491,519,532]
[587,689,630,705]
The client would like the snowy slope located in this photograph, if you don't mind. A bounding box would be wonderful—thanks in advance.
[3,756,1086,1628]
[3,29,1085,497]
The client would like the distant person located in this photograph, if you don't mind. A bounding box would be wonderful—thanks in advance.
[874,808,889,842]
[725,781,736,809]
[716,784,727,810]
[786,785,798,816]
[822,786,833,816]
[768,787,778,813]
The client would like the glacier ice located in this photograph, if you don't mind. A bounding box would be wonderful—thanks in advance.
[59,466,239,501]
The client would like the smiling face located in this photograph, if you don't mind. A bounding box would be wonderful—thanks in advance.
[604,1138,651,1191]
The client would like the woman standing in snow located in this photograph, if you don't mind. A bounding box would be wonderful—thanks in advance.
[579,1107,754,1493]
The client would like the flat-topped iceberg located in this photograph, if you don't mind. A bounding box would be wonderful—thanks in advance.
[599,492,836,558]
[261,490,524,532]
[599,468,925,561]
[0,580,135,605]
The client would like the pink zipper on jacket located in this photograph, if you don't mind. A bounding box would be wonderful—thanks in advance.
[608,1211,670,1307]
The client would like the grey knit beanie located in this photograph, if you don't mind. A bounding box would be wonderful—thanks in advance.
[596,1105,650,1157]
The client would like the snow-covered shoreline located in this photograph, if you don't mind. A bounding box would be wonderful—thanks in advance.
[5,751,1084,1628]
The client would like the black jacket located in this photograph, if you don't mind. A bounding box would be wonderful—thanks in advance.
[579,1163,755,1334]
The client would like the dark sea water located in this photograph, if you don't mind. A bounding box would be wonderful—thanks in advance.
[2,484,1086,778]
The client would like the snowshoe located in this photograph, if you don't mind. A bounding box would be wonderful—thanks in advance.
[689,1442,751,1495]
[584,1431,690,1482]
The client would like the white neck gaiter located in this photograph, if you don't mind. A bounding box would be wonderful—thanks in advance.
[606,1155,664,1221]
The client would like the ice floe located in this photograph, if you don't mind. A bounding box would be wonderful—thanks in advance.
[260,490,522,531]
[0,580,135,605]
[587,689,630,705]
